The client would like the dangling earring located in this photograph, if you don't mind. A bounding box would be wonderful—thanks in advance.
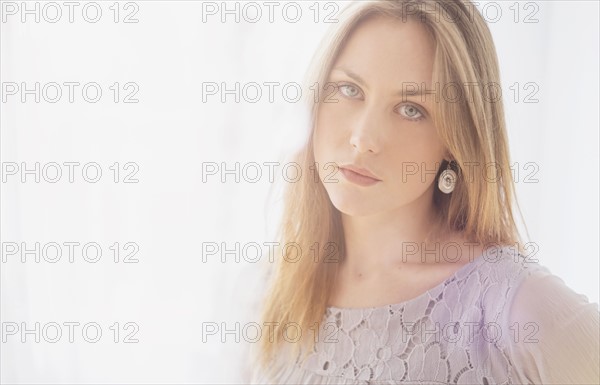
[438,160,457,194]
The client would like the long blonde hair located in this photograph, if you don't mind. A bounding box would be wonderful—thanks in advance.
[255,0,527,375]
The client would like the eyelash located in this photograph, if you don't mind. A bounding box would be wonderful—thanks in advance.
[335,82,427,122]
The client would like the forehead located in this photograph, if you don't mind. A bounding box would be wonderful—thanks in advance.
[331,15,436,87]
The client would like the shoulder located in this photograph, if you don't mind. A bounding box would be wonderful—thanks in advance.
[498,250,599,335]
[426,245,539,328]
[475,245,599,335]
[496,250,600,384]
[506,263,599,328]
[459,245,544,323]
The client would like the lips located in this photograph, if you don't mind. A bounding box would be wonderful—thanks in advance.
[338,164,381,187]
[338,164,381,180]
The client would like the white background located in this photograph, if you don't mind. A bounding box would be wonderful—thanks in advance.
[1,0,598,383]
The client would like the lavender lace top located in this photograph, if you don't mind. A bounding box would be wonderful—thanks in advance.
[246,245,600,384]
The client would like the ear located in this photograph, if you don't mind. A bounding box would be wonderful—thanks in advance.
[443,149,456,163]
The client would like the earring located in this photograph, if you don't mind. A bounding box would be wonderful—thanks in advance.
[438,161,457,194]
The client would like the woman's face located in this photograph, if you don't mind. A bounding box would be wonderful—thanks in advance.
[313,15,448,217]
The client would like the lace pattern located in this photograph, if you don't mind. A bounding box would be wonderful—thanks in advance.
[251,245,550,384]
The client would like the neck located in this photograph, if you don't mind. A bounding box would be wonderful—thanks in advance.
[339,187,445,277]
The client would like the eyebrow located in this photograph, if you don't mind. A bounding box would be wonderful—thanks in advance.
[330,67,435,98]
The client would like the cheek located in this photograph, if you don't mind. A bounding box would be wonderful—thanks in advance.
[386,136,446,185]
[313,106,344,160]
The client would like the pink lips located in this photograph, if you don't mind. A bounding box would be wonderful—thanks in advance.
[338,164,381,187]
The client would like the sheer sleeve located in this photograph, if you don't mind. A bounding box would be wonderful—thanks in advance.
[504,266,600,385]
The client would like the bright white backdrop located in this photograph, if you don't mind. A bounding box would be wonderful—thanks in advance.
[0,1,598,383]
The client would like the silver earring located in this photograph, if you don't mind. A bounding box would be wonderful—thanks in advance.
[438,161,457,194]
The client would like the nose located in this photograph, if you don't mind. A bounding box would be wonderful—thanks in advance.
[349,106,381,154]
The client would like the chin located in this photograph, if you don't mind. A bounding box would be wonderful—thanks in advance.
[326,189,379,217]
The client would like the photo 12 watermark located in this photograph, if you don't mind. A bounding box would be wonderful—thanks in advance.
[1,162,140,184]
[1,2,140,24]
[2,321,140,343]
[1,82,140,104]
[200,1,340,24]
[2,241,140,264]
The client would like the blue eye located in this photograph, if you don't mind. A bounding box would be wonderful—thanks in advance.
[397,104,425,121]
[338,84,361,99]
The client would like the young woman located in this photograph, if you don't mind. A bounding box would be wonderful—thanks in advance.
[247,0,600,383]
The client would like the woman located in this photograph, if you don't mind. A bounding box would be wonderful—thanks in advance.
[246,0,600,383]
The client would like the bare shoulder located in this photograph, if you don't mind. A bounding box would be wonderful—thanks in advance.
[425,231,488,267]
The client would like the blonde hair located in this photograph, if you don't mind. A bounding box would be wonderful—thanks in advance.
[254,0,527,376]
